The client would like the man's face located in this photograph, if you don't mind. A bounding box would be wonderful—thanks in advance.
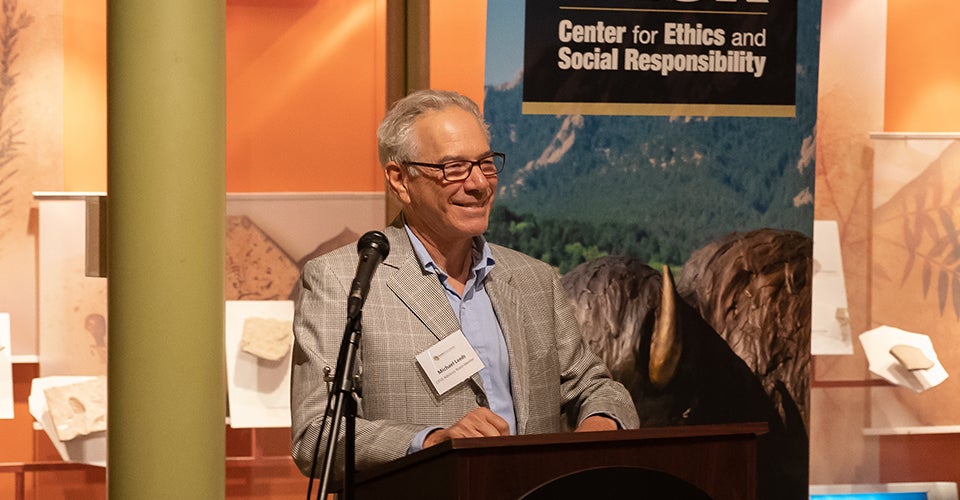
[387,106,498,251]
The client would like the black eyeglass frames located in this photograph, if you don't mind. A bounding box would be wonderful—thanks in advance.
[404,152,506,182]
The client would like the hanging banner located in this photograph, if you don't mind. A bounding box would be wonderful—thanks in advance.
[522,0,797,117]
[485,1,819,499]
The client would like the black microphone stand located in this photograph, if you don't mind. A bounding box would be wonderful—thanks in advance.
[317,311,363,500]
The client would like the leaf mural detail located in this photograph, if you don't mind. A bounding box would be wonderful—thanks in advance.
[889,146,960,320]
[0,0,34,242]
[920,211,939,241]
[939,208,957,240]
[945,242,960,267]
[953,272,960,320]
[901,208,918,286]
[938,270,949,315]
[928,236,949,261]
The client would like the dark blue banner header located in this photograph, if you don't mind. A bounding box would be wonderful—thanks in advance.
[523,0,797,116]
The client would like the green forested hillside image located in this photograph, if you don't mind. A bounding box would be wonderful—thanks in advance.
[483,76,817,273]
[482,0,820,273]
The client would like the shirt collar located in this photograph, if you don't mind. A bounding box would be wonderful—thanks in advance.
[404,224,496,286]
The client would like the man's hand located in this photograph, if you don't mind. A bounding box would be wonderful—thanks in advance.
[423,407,510,448]
[574,414,619,432]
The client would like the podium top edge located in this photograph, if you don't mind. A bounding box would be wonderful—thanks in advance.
[443,422,770,451]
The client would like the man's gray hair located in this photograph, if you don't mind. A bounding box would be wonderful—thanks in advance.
[377,89,490,168]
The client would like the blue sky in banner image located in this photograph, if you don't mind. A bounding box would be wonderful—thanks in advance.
[485,0,525,86]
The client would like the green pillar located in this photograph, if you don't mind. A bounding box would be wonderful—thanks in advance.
[107,1,225,498]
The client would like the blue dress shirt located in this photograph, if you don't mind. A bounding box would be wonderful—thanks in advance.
[405,226,517,453]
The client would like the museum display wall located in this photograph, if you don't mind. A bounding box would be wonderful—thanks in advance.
[1,0,959,498]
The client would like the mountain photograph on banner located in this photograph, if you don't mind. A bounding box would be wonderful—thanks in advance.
[485,81,817,272]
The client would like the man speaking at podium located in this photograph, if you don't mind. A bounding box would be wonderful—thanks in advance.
[290,89,638,476]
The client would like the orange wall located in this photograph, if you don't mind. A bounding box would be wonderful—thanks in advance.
[430,1,487,109]
[61,1,960,192]
[225,0,386,192]
[63,0,107,192]
[885,0,960,131]
[63,0,388,194]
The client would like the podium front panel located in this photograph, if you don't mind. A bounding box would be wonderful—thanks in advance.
[350,424,764,500]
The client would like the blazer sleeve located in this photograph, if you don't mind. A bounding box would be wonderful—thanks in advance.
[550,266,641,430]
[490,244,639,431]
[290,255,424,478]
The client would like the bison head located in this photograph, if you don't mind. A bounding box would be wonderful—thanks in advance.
[562,257,782,428]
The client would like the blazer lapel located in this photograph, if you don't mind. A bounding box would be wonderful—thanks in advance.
[485,264,530,434]
[382,225,460,342]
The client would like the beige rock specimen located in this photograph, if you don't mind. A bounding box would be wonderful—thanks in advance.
[240,317,293,361]
[44,376,107,441]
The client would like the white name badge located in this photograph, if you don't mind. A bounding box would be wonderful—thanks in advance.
[416,330,484,396]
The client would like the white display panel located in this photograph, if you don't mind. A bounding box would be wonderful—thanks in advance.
[225,300,294,428]
[812,220,852,355]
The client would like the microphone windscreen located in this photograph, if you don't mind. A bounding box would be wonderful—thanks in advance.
[357,230,390,260]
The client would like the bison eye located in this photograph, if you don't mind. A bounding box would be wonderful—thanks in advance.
[681,408,692,419]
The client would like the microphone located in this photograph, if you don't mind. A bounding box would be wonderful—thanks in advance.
[347,231,390,319]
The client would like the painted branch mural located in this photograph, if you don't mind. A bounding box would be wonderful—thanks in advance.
[0,0,32,242]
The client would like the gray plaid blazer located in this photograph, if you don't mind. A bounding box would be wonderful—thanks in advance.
[290,218,638,476]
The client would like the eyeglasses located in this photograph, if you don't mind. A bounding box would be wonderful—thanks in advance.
[404,152,506,182]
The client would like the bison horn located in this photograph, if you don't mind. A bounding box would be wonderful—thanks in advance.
[650,265,681,390]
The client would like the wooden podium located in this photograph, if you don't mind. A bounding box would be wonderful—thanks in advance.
[345,422,766,499]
